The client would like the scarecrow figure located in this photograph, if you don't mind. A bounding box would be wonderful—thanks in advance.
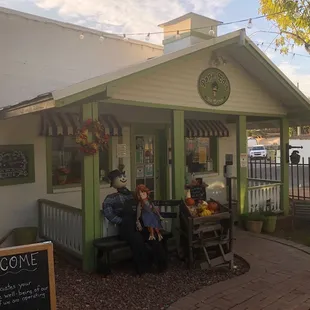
[102,170,167,275]
[135,184,164,241]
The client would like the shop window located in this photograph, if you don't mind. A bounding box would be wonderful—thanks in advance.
[51,136,113,188]
[185,137,218,174]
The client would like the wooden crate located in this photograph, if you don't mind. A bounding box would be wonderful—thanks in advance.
[180,200,234,270]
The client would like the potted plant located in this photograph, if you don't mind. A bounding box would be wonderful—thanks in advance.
[246,212,265,233]
[239,213,249,230]
[56,166,70,185]
[262,210,278,233]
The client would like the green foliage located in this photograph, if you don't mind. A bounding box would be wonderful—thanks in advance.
[248,211,266,222]
[259,0,310,54]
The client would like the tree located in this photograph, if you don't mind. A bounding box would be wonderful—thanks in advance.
[259,0,310,54]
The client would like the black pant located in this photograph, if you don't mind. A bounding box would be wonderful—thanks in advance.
[119,215,167,274]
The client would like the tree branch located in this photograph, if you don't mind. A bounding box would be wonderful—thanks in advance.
[280,29,309,44]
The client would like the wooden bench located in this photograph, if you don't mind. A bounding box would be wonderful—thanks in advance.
[93,200,181,275]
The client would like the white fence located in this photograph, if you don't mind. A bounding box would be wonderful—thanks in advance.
[38,199,83,258]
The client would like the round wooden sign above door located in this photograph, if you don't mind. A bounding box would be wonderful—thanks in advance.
[197,68,231,106]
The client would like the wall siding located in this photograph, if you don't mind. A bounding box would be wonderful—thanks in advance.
[108,51,286,115]
[0,10,162,108]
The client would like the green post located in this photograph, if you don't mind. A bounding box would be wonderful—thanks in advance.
[171,110,185,199]
[81,102,101,272]
[171,110,184,253]
[237,115,248,215]
[280,117,289,215]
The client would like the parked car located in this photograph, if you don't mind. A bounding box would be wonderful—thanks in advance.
[248,145,267,160]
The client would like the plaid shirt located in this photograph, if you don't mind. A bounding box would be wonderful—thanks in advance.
[102,188,135,225]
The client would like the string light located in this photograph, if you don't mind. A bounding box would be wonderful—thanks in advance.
[99,34,105,42]
[255,41,310,58]
[208,26,215,37]
[79,33,84,40]
[145,33,150,41]
[175,30,181,39]
[79,9,288,41]
[247,18,253,29]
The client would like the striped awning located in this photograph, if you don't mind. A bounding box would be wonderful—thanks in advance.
[185,119,229,138]
[40,112,122,136]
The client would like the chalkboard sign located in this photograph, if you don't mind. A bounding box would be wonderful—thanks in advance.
[190,185,205,201]
[0,145,35,186]
[0,242,56,310]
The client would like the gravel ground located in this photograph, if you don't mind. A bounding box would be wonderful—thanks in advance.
[55,253,249,310]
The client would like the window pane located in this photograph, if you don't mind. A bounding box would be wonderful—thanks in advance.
[185,137,214,173]
[51,136,112,186]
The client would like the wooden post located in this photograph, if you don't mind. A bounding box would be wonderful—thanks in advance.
[280,117,289,215]
[237,115,248,215]
[171,110,184,253]
[81,102,101,272]
[171,110,185,200]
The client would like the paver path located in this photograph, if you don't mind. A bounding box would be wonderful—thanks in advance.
[169,230,310,310]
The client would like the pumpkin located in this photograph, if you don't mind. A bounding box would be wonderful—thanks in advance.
[208,201,219,212]
[186,197,196,206]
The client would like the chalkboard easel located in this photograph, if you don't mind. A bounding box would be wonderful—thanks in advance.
[0,242,56,310]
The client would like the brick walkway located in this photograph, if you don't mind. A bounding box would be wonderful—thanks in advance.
[169,230,310,310]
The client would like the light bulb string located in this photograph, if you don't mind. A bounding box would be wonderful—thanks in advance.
[254,41,310,58]
[116,10,287,37]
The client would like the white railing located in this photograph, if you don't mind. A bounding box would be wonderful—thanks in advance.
[38,199,83,258]
[231,178,282,213]
[248,179,282,213]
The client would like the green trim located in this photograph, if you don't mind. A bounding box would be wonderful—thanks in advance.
[171,110,184,253]
[46,137,53,194]
[280,117,289,216]
[0,144,35,186]
[236,115,248,215]
[171,110,185,199]
[158,128,168,200]
[210,137,219,173]
[81,102,100,272]
[104,99,287,118]
[55,84,107,108]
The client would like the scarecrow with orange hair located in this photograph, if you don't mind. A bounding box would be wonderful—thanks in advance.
[135,184,164,241]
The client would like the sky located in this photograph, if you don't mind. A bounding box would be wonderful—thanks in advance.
[1,0,310,97]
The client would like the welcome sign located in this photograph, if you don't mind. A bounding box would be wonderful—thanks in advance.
[0,242,56,310]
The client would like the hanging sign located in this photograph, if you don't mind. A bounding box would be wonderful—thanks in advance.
[240,153,248,168]
[0,242,56,310]
[198,68,231,106]
[117,144,127,158]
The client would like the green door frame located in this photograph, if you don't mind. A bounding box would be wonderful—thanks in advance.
[280,117,289,215]
[130,124,169,199]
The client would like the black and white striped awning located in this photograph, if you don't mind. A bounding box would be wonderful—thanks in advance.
[40,112,122,136]
[185,119,229,138]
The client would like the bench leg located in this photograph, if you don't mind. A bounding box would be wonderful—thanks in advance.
[96,249,112,276]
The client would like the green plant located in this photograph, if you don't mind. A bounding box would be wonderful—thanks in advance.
[262,210,278,217]
[248,212,265,222]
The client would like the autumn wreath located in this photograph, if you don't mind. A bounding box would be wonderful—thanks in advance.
[75,119,109,155]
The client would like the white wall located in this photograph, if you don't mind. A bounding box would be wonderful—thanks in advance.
[0,8,163,108]
[0,113,130,246]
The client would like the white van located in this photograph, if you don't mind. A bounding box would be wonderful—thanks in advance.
[248,145,267,160]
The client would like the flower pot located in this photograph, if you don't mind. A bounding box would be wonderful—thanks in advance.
[263,215,277,233]
[246,220,263,234]
[13,227,38,246]
[58,174,67,185]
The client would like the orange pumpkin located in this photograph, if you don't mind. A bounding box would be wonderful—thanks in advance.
[208,201,219,212]
[186,197,196,206]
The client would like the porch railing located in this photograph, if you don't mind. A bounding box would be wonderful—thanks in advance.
[38,199,176,258]
[248,179,282,213]
[38,199,83,258]
[231,178,282,213]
